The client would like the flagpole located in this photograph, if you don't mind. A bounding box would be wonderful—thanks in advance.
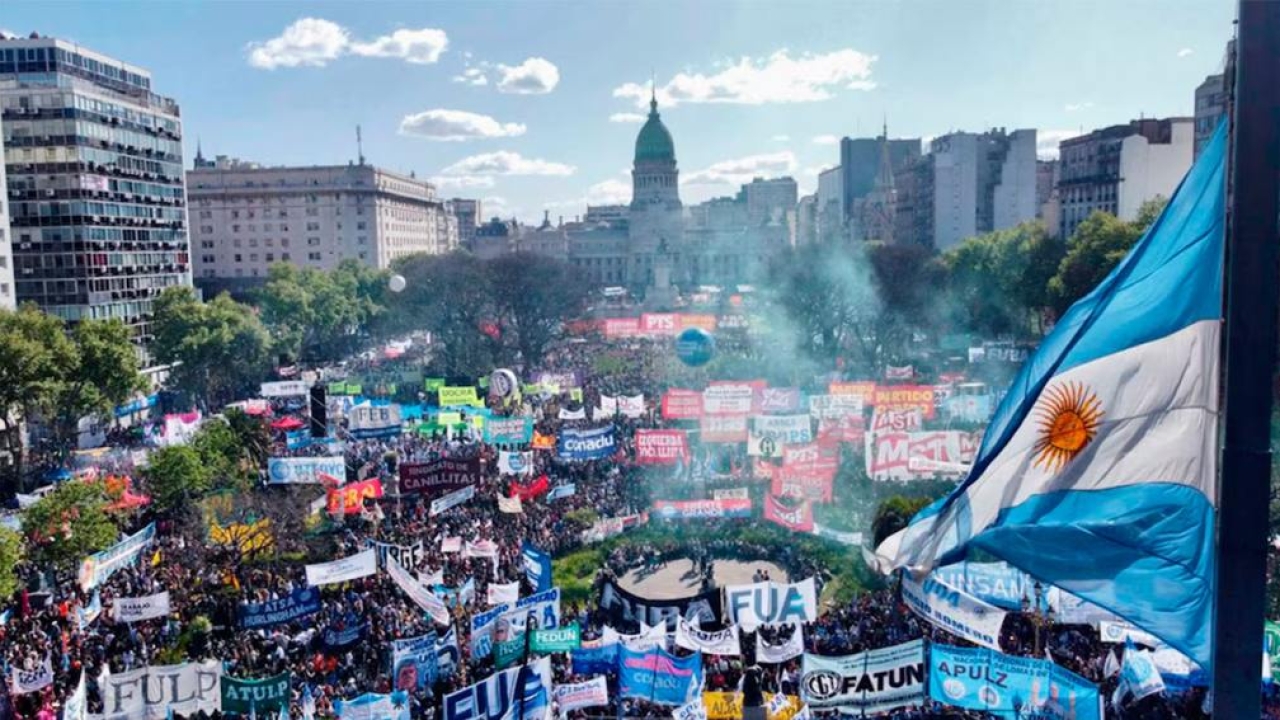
[1213,2,1280,717]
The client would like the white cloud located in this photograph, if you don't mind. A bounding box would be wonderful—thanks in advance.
[683,151,798,186]
[453,67,489,86]
[610,112,646,124]
[440,151,575,177]
[429,175,497,189]
[350,28,447,64]
[811,134,840,145]
[772,134,791,142]
[1064,101,1094,112]
[247,19,447,69]
[1177,47,1194,58]
[480,196,511,217]
[495,57,560,94]
[614,49,876,108]
[1036,129,1083,159]
[546,178,633,213]
[399,109,526,141]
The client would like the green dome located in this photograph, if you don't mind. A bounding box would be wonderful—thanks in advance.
[634,98,675,163]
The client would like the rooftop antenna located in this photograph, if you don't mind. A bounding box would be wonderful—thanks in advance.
[356,124,365,166]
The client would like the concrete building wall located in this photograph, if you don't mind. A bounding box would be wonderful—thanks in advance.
[0,113,12,309]
[992,129,1038,231]
[1117,120,1193,221]
[931,133,978,250]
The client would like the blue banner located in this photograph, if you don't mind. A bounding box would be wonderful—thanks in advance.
[930,561,1034,611]
[238,588,322,629]
[618,646,703,706]
[392,632,439,691]
[335,691,410,720]
[521,542,553,593]
[323,621,368,651]
[443,657,552,720]
[557,425,617,461]
[929,644,1101,720]
[572,642,618,675]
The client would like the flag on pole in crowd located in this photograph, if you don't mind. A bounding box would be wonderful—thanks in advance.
[301,684,315,720]
[876,122,1228,671]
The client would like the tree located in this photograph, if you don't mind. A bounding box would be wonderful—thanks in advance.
[257,261,388,364]
[191,409,268,491]
[0,306,77,487]
[151,288,274,410]
[1047,198,1167,317]
[866,243,946,361]
[391,252,497,377]
[944,223,1064,337]
[21,481,119,569]
[0,528,24,599]
[765,243,880,370]
[50,319,145,457]
[871,495,932,547]
[488,253,589,369]
[142,445,213,514]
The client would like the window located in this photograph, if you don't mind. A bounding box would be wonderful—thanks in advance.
[282,252,291,261]
[234,253,242,262]
[307,237,321,246]
[306,222,320,231]
[281,238,290,247]
[232,224,240,233]
[306,208,319,216]
[249,239,258,247]
[200,225,213,233]
[198,210,212,219]
[265,238,273,247]
[200,240,215,249]
[357,236,367,245]
[307,251,321,261]
[266,253,274,262]
[201,254,215,263]
[231,210,240,219]
[250,254,258,262]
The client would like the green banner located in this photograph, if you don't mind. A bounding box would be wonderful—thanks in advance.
[346,383,363,395]
[479,377,491,390]
[1267,620,1280,677]
[531,623,581,653]
[424,378,446,392]
[569,388,583,403]
[328,382,348,396]
[495,635,525,669]
[221,672,291,715]
[522,383,542,396]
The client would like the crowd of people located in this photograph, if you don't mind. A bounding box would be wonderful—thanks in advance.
[0,333,1265,720]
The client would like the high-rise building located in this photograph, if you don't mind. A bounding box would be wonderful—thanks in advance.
[449,198,480,250]
[1193,40,1233,160]
[816,167,845,243]
[1036,159,1061,236]
[839,133,921,223]
[1057,118,1193,239]
[850,125,900,243]
[186,156,457,296]
[0,35,190,353]
[0,113,12,309]
[740,176,797,228]
[796,194,818,246]
[898,128,1037,250]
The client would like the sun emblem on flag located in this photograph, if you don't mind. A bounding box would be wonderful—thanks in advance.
[1032,381,1104,471]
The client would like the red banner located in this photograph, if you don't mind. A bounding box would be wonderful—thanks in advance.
[661,389,705,419]
[764,494,814,532]
[700,415,749,443]
[772,445,838,502]
[327,478,384,515]
[753,458,778,481]
[678,314,717,332]
[871,408,924,433]
[704,380,766,415]
[509,474,551,500]
[828,381,877,404]
[817,415,865,446]
[635,430,690,465]
[603,317,642,338]
[872,385,937,419]
[865,431,981,481]
[640,313,680,336]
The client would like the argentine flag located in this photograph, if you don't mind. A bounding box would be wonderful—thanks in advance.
[880,122,1226,671]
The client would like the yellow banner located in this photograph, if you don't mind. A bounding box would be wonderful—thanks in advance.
[703,693,801,720]
[439,386,481,407]
[209,518,274,555]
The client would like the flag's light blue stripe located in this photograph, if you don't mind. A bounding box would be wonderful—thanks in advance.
[925,121,1226,516]
[962,483,1214,669]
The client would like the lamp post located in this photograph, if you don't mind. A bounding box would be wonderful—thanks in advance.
[1020,580,1056,656]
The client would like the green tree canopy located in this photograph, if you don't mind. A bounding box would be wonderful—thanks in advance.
[1047,198,1167,317]
[390,252,498,377]
[21,481,119,569]
[142,445,213,514]
[151,288,273,410]
[0,528,24,599]
[871,495,932,547]
[488,252,589,368]
[257,260,387,363]
[943,222,1064,337]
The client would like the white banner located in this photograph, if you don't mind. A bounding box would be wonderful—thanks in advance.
[430,485,477,516]
[555,676,610,714]
[112,591,171,624]
[808,394,862,419]
[724,577,818,630]
[703,384,754,415]
[386,554,451,625]
[756,624,805,663]
[488,581,520,607]
[900,573,1006,651]
[712,487,749,500]
[560,407,586,420]
[305,548,377,587]
[64,671,87,720]
[619,394,646,418]
[96,661,223,720]
[673,700,708,720]
[9,657,52,695]
[748,415,812,457]
[348,404,402,437]
[497,495,524,514]
[79,522,156,592]
[619,622,669,651]
[598,395,618,417]
[801,640,924,713]
[260,380,309,397]
[464,539,500,559]
[675,617,740,655]
[498,451,534,476]
[1097,620,1162,647]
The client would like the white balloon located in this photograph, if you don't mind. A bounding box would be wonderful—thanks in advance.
[389,274,407,293]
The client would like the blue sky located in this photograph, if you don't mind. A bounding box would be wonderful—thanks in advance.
[3,0,1236,222]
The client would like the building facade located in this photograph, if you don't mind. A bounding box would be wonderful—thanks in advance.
[839,134,920,224]
[0,35,190,351]
[1193,73,1226,160]
[894,128,1037,250]
[449,198,480,250]
[186,157,458,294]
[0,112,11,309]
[1057,118,1193,239]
